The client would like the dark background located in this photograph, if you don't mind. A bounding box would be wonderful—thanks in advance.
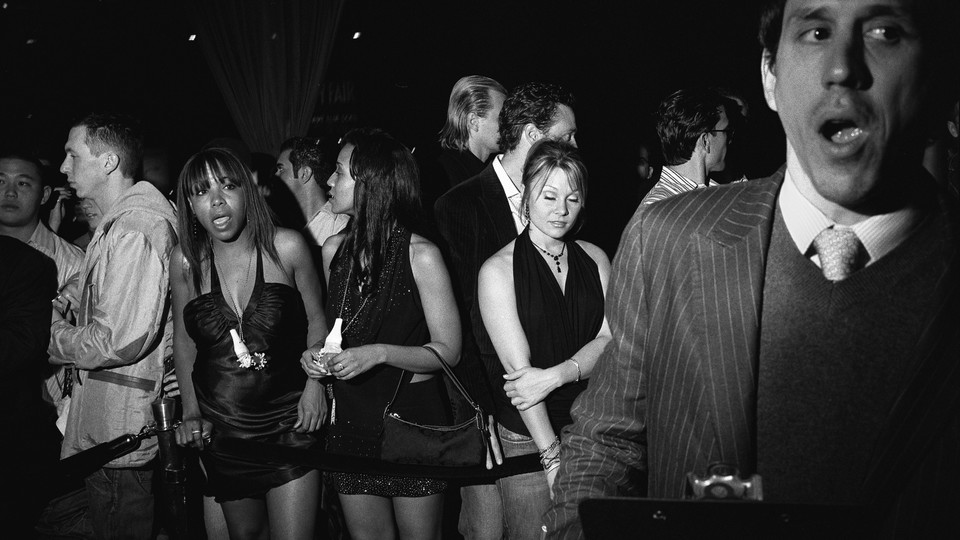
[1,0,787,254]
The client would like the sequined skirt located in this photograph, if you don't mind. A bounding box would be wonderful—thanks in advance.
[328,471,446,497]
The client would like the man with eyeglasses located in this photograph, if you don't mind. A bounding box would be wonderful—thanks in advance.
[640,87,731,205]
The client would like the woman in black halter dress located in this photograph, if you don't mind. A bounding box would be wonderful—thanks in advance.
[299,128,461,540]
[171,148,328,539]
[478,140,612,540]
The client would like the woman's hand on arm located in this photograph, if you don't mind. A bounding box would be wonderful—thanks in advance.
[503,366,565,411]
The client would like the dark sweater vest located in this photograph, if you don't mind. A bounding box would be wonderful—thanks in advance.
[756,206,942,504]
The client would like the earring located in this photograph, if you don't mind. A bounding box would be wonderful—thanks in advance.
[192,216,199,237]
[523,203,530,223]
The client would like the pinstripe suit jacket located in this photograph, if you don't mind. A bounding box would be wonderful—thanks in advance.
[546,168,960,538]
[435,162,519,412]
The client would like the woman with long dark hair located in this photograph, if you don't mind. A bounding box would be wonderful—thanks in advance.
[171,147,327,539]
[478,139,611,539]
[300,127,461,540]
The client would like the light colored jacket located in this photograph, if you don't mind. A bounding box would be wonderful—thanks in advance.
[50,181,178,467]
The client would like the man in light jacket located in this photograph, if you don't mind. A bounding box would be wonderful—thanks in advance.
[49,112,179,539]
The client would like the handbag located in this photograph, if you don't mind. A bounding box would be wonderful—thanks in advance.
[380,344,489,467]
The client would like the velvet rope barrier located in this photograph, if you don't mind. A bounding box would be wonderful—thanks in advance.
[216,436,542,481]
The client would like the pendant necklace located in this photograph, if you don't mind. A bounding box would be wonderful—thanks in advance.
[530,237,566,273]
[217,252,267,370]
[327,263,371,424]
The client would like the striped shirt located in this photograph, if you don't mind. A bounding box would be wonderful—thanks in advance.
[640,166,717,206]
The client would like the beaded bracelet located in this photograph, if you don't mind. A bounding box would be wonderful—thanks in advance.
[539,436,562,471]
[567,358,582,383]
[539,436,561,459]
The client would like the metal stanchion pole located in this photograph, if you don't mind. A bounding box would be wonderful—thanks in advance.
[152,397,189,539]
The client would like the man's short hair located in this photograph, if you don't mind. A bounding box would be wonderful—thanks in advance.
[656,87,725,166]
[280,136,331,180]
[498,82,576,154]
[0,150,45,186]
[758,0,959,106]
[438,75,507,151]
[73,113,143,179]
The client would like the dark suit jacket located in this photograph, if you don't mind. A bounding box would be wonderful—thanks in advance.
[546,169,960,538]
[434,162,519,414]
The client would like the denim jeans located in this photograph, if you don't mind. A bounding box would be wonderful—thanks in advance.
[458,482,505,540]
[34,486,93,539]
[495,425,551,540]
[85,467,155,539]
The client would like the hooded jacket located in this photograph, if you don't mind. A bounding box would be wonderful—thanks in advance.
[50,181,178,467]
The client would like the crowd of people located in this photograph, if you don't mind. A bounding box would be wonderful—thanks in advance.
[3,0,960,539]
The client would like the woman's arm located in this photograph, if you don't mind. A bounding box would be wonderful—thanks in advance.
[478,245,559,477]
[170,248,212,448]
[502,241,613,411]
[277,229,328,432]
[324,235,462,379]
[566,241,613,380]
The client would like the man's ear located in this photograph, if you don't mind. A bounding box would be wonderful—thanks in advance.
[298,166,313,185]
[523,123,541,145]
[468,112,481,132]
[761,49,778,112]
[103,152,121,175]
[41,185,52,206]
[701,133,711,154]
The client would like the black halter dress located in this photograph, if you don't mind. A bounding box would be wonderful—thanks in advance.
[183,248,316,501]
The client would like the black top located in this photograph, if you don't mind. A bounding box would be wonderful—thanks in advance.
[495,229,604,436]
[183,248,314,500]
[325,227,443,459]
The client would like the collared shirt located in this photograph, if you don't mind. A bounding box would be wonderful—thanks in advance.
[304,200,350,248]
[493,154,527,233]
[640,166,718,206]
[779,166,921,268]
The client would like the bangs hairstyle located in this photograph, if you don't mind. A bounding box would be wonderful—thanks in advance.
[176,147,280,292]
[438,75,507,151]
[338,127,423,294]
[520,139,588,236]
[74,112,143,178]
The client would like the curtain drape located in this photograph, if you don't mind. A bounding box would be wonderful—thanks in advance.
[186,0,345,155]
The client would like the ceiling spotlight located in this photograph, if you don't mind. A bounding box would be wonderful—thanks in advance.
[188,34,197,41]
[2,3,9,10]
[26,38,37,45]
[352,32,361,40]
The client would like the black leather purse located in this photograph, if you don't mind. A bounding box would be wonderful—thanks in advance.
[380,344,488,467]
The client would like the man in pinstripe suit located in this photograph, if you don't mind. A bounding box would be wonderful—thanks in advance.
[546,0,960,537]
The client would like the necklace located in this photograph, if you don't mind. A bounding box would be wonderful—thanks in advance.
[529,237,566,273]
[217,252,254,339]
[337,264,371,334]
[216,250,267,369]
